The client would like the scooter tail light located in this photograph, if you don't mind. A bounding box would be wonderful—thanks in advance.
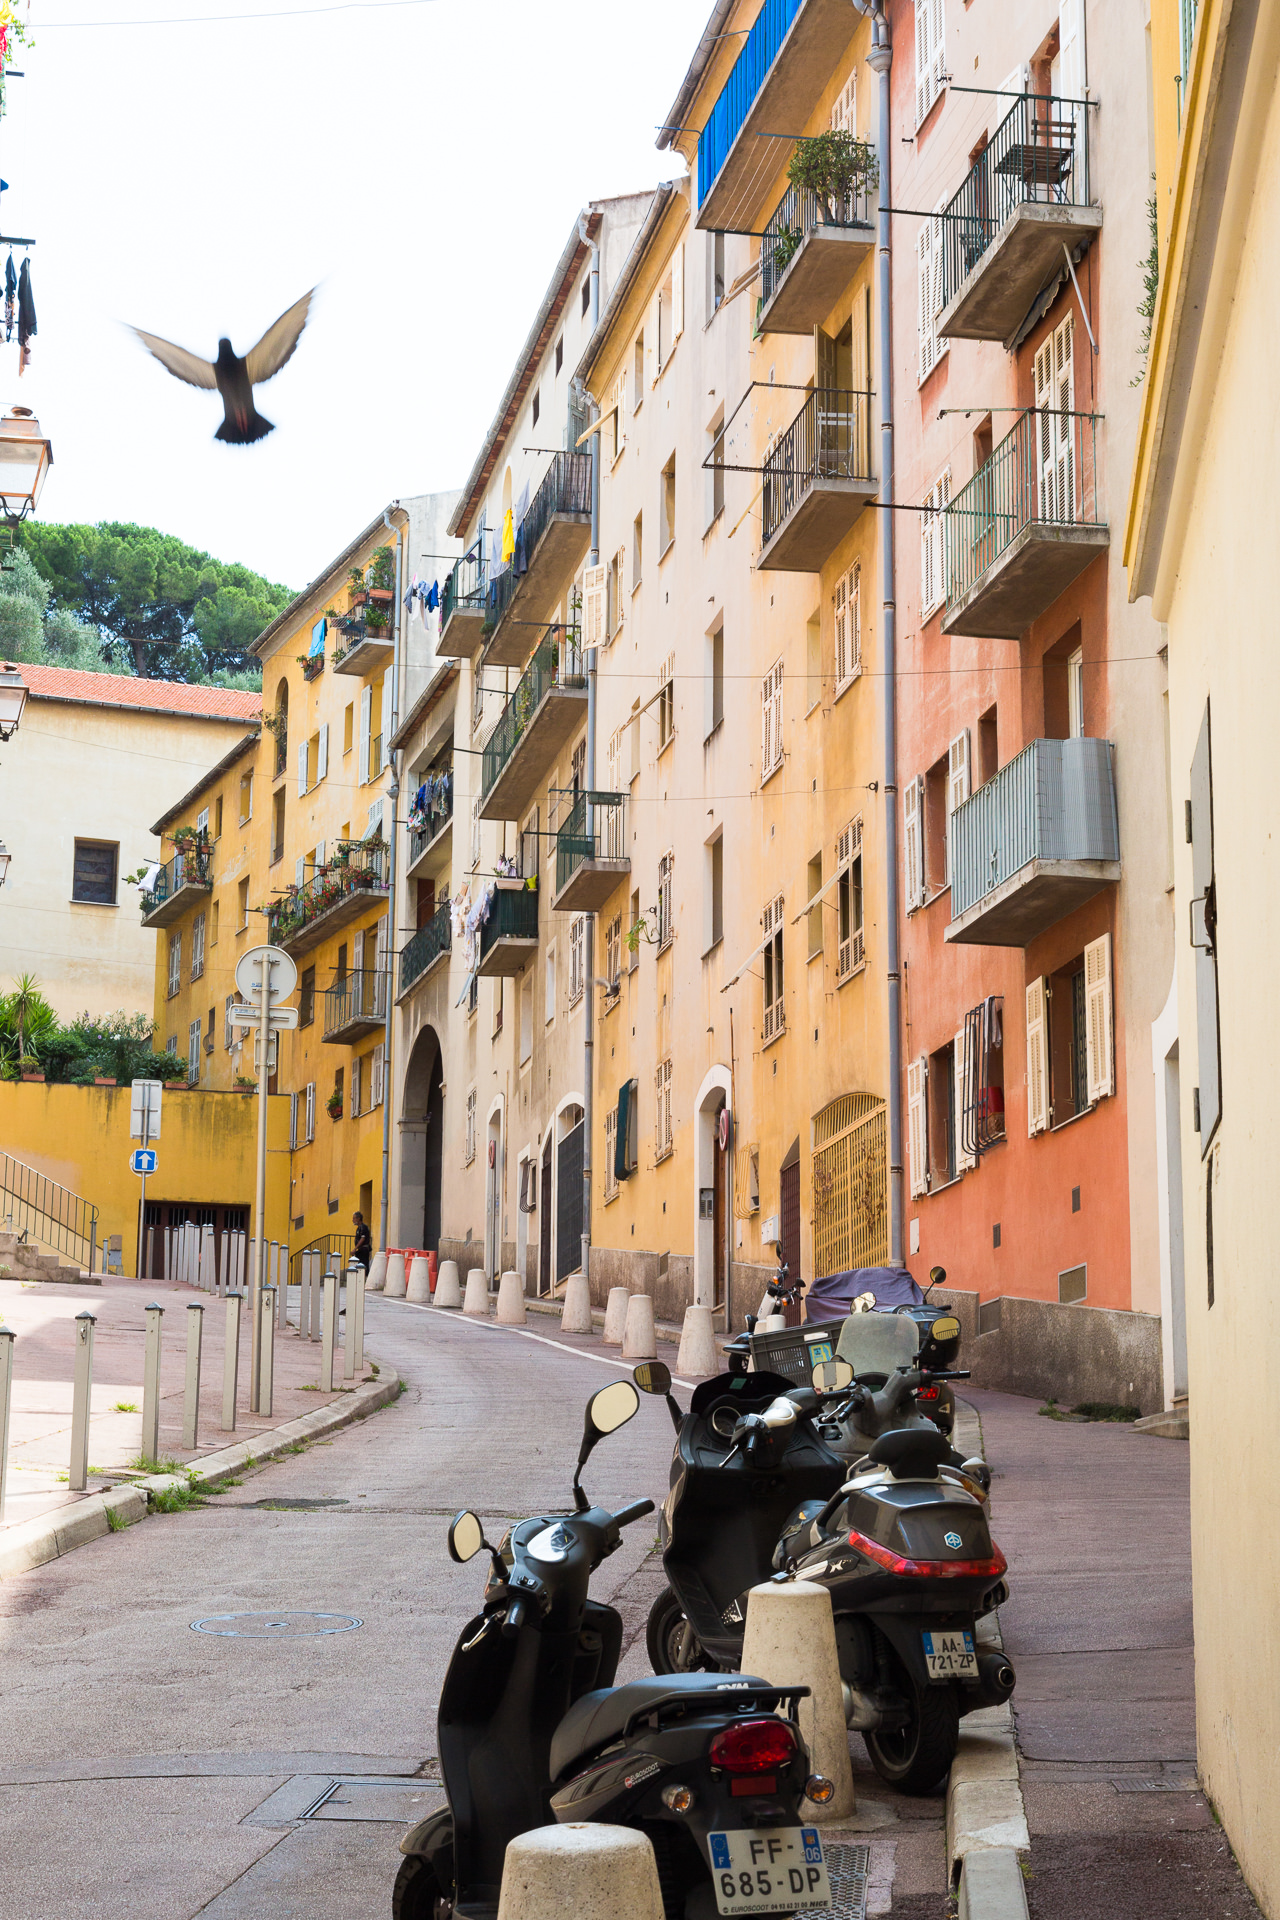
[708,1717,799,1773]
[846,1526,1008,1581]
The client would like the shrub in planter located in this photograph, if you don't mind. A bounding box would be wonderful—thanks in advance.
[787,129,879,223]
[326,1091,343,1119]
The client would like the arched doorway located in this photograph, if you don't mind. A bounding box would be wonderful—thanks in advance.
[399,1025,444,1251]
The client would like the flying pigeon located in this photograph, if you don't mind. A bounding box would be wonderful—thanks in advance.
[131,289,315,444]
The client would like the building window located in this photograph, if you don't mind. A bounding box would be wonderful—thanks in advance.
[187,1018,202,1086]
[72,839,118,906]
[920,468,951,615]
[166,1034,178,1056]
[289,1090,299,1148]
[470,799,481,871]
[903,775,925,912]
[659,454,676,556]
[708,228,726,318]
[835,563,861,692]
[807,853,824,960]
[299,966,315,1028]
[926,1040,957,1187]
[657,851,674,951]
[581,277,590,316]
[569,916,585,1004]
[167,933,182,998]
[655,1057,674,1161]
[763,894,785,1042]
[606,547,625,639]
[706,412,725,528]
[836,819,864,978]
[492,979,504,1038]
[210,900,220,947]
[914,0,947,125]
[371,1043,384,1108]
[224,993,238,1051]
[237,876,250,930]
[604,1107,619,1201]
[545,943,557,1024]
[632,511,643,586]
[706,624,724,738]
[658,654,675,752]
[555,335,563,376]
[472,665,485,735]
[604,914,622,995]
[213,795,223,839]
[239,770,253,823]
[191,911,206,982]
[465,1087,477,1165]
[531,388,540,429]
[761,659,784,780]
[633,331,645,406]
[301,1081,314,1142]
[351,1056,362,1119]
[707,835,724,951]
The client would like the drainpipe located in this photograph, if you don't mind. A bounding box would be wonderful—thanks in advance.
[578,211,600,1292]
[378,503,404,1255]
[865,8,904,1266]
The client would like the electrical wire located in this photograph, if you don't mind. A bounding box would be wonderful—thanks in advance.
[40,0,442,26]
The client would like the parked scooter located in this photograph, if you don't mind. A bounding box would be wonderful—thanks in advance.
[395,1376,836,1920]
[640,1364,1013,1794]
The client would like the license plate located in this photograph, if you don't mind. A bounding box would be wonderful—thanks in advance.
[708,1826,830,1915]
[923,1628,977,1679]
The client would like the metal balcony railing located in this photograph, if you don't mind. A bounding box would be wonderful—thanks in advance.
[442,537,487,628]
[761,388,874,547]
[938,91,1092,312]
[478,885,539,962]
[400,901,451,994]
[698,0,801,209]
[949,737,1119,921]
[760,180,875,305]
[1,1151,99,1271]
[323,969,387,1038]
[140,843,213,919]
[555,792,628,895]
[481,625,584,798]
[267,841,389,946]
[942,408,1104,611]
[484,452,593,632]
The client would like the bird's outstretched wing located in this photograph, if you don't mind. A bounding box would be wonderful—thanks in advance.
[130,326,218,391]
[245,288,314,387]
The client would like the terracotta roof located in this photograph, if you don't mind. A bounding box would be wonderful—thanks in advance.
[15,662,262,720]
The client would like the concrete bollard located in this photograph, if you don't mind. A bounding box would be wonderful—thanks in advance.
[622,1292,658,1360]
[0,1326,13,1522]
[310,1263,325,1342]
[344,1262,362,1377]
[222,1292,242,1432]
[560,1270,593,1334]
[69,1311,96,1492]
[367,1249,387,1293]
[677,1304,718,1377]
[260,1287,276,1417]
[278,1248,290,1329]
[496,1270,527,1325]
[495,1823,664,1920]
[183,1303,204,1451]
[463,1268,490,1317]
[298,1256,311,1344]
[406,1254,432,1304]
[385,1251,407,1300]
[141,1302,164,1464]
[740,1579,856,1823]
[434,1259,461,1309]
[602,1286,630,1346]
[321,1269,338,1391]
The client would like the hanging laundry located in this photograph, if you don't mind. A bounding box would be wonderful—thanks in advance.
[513,521,528,577]
[501,508,515,564]
[17,256,35,375]
[4,253,14,345]
[425,580,439,612]
[403,571,419,611]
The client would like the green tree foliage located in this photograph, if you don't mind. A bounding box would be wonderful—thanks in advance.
[19,522,292,683]
[0,549,110,670]
[0,985,188,1084]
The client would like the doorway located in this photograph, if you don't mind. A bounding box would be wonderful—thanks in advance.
[780,1141,802,1328]
[539,1131,554,1295]
[398,1025,444,1253]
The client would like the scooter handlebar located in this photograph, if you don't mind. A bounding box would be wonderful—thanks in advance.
[502,1598,528,1639]
[611,1499,656,1530]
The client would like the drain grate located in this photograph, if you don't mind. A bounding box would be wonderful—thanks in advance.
[191,1611,362,1637]
[248,1498,350,1511]
[797,1843,868,1920]
[1113,1776,1199,1793]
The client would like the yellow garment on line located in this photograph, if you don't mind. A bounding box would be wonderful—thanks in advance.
[502,509,515,564]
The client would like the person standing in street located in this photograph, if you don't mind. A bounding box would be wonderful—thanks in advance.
[352,1211,372,1275]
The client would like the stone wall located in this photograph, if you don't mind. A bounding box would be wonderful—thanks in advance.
[931,1287,1163,1414]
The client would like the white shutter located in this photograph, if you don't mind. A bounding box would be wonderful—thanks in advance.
[903,775,924,911]
[671,242,684,343]
[1035,333,1055,517]
[168,935,180,996]
[914,0,932,123]
[196,807,209,834]
[831,69,857,134]
[834,570,850,687]
[929,0,946,109]
[359,684,372,785]
[297,739,309,797]
[315,839,326,872]
[224,994,236,1051]
[372,1044,385,1107]
[289,1091,298,1149]
[192,912,205,976]
[1054,314,1075,519]
[946,727,971,885]
[295,855,306,890]
[351,1055,361,1118]
[1025,978,1049,1135]
[1057,0,1085,100]
[954,1028,975,1171]
[614,547,627,630]
[1084,933,1114,1103]
[761,661,783,776]
[582,563,606,648]
[305,1081,316,1142]
[648,293,661,384]
[375,911,389,979]
[317,722,329,782]
[908,1057,929,1197]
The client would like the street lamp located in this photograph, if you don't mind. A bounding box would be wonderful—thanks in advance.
[0,661,26,740]
[0,841,10,888]
[0,407,52,524]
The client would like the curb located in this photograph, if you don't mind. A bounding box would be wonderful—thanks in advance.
[0,1365,401,1582]
[523,1294,686,1344]
[957,1848,1030,1920]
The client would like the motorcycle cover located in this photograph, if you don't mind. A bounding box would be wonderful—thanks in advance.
[805,1264,925,1318]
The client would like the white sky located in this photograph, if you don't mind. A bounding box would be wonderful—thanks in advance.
[7,0,696,599]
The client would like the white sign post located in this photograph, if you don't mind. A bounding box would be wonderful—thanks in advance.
[233,946,298,1413]
[131,1080,164,1279]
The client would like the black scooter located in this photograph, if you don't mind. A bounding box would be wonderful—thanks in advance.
[395,1376,836,1920]
[640,1365,1014,1795]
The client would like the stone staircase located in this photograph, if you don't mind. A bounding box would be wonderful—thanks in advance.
[0,1230,98,1286]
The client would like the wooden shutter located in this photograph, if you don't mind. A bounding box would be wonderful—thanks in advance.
[1054,314,1075,519]
[372,1044,384,1106]
[849,563,860,675]
[1035,334,1056,517]
[614,547,626,630]
[359,684,372,784]
[914,0,933,123]
[648,293,661,383]
[762,660,783,776]
[834,569,850,686]
[582,563,606,648]
[289,1091,298,1149]
[903,775,924,910]
[295,855,306,890]
[315,839,326,872]
[297,739,308,797]
[1084,933,1114,1103]
[1057,0,1085,98]
[947,727,971,885]
[955,1028,976,1170]
[815,325,838,394]
[831,69,857,134]
[305,1081,316,1141]
[671,243,684,343]
[1189,703,1220,1150]
[1025,977,1049,1135]
[169,934,181,995]
[317,723,329,782]
[196,807,209,834]
[907,1057,929,1196]
[192,912,205,976]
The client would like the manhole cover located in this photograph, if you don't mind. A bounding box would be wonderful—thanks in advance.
[797,1844,867,1920]
[1113,1776,1199,1793]
[249,1498,349,1511]
[191,1611,362,1637]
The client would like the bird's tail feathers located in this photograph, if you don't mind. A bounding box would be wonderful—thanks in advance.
[215,410,275,446]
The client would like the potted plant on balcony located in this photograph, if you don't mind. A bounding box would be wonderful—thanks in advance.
[368,544,395,600]
[365,605,390,638]
[348,564,368,611]
[787,128,879,226]
[326,1088,343,1120]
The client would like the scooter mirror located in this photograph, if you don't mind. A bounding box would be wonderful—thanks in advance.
[586,1379,641,1438]
[812,1357,855,1391]
[633,1361,673,1396]
[926,1265,947,1295]
[447,1510,486,1564]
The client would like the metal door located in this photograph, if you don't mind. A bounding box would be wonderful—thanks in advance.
[557,1122,584,1283]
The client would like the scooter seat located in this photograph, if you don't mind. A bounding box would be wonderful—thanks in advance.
[550,1672,773,1780]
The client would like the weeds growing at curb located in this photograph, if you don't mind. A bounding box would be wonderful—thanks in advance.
[242,1453,258,1470]
[298,1383,322,1391]
[128,1453,188,1474]
[283,1442,309,1455]
[150,1481,208,1513]
[112,1402,138,1413]
[104,1506,130,1532]
[1039,1398,1141,1423]
[369,1363,380,1377]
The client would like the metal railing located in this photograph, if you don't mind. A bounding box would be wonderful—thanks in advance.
[408,782,453,865]
[323,969,387,1037]
[949,736,1119,920]
[290,1234,353,1287]
[484,452,593,634]
[0,1151,98,1272]
[698,0,801,208]
[481,625,585,798]
[479,885,539,962]
[442,537,487,629]
[760,180,875,305]
[938,91,1092,311]
[762,388,874,547]
[267,840,389,945]
[942,407,1104,611]
[141,844,213,919]
[400,900,451,994]
[555,791,628,895]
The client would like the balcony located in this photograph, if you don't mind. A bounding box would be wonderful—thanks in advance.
[399,901,451,1000]
[757,182,874,336]
[936,92,1101,344]
[695,0,858,231]
[323,969,387,1045]
[406,782,453,878]
[758,388,875,572]
[479,625,586,823]
[946,737,1120,948]
[266,841,390,957]
[333,617,394,677]
[477,882,539,979]
[141,846,213,928]
[438,540,488,658]
[553,792,630,914]
[942,409,1107,638]
[483,453,592,667]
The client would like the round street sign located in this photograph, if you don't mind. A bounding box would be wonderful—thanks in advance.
[235,945,298,1004]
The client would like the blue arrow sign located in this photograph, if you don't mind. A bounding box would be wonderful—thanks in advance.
[130,1148,157,1175]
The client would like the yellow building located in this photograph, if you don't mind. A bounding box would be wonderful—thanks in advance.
[1124,0,1280,1906]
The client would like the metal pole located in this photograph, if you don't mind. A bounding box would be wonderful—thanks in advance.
[352,1258,366,1375]
[0,1326,13,1521]
[69,1311,95,1492]
[580,227,601,1295]
[141,1302,164,1464]
[221,1291,242,1432]
[261,1286,276,1417]
[380,504,404,1259]
[321,1268,338,1393]
[136,1100,150,1280]
[251,945,272,1410]
[343,1261,360,1379]
[183,1303,204,1450]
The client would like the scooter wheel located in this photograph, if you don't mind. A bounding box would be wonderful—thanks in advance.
[646,1586,721,1674]
[864,1680,959,1795]
[392,1851,453,1920]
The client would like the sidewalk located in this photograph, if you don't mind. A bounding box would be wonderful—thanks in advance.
[0,1274,373,1535]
